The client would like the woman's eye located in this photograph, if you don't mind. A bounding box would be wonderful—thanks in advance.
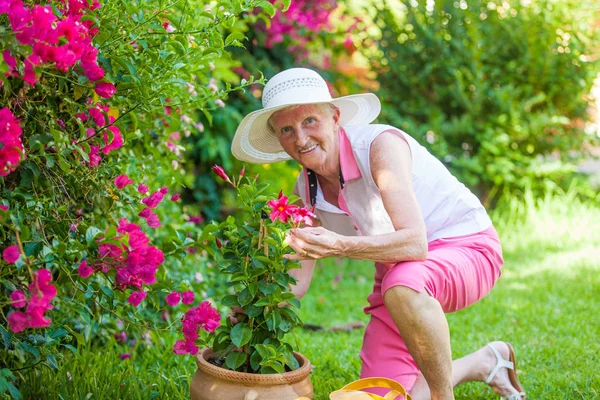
[306,117,315,124]
[280,127,292,134]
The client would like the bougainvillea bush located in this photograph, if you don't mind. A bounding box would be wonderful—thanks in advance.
[0,0,287,396]
[173,165,313,374]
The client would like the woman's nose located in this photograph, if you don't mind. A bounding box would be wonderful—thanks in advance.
[294,128,309,146]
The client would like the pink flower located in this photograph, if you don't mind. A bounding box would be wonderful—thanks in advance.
[181,291,194,305]
[3,50,17,77]
[141,189,167,209]
[10,290,27,308]
[267,191,297,223]
[88,145,101,167]
[173,340,198,355]
[138,184,149,194]
[114,174,134,189]
[78,260,94,278]
[127,291,147,307]
[3,245,20,263]
[26,269,56,328]
[23,54,41,85]
[166,291,181,307]
[170,194,180,201]
[291,206,316,226]
[102,126,123,155]
[211,165,232,184]
[138,207,161,228]
[115,331,127,342]
[0,205,8,211]
[120,353,131,360]
[215,99,225,108]
[188,215,204,225]
[0,108,24,177]
[8,311,29,333]
[94,82,116,98]
[88,107,106,127]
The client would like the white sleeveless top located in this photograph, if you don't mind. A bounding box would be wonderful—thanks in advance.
[295,124,492,242]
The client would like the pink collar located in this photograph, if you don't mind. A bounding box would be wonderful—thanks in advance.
[338,127,361,181]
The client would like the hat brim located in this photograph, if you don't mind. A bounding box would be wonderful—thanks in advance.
[231,93,381,164]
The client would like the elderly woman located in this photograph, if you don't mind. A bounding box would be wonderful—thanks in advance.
[231,68,525,400]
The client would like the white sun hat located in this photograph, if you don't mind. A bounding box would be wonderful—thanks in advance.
[231,68,381,164]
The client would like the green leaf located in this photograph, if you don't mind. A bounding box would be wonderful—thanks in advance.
[221,295,240,307]
[245,304,263,318]
[230,323,252,347]
[284,351,299,370]
[237,288,253,307]
[258,281,277,295]
[257,0,276,17]
[85,226,103,244]
[101,285,115,300]
[0,326,12,350]
[225,351,247,370]
[250,349,261,371]
[287,298,301,309]
[46,354,59,370]
[225,32,246,47]
[282,0,291,11]
[254,297,271,307]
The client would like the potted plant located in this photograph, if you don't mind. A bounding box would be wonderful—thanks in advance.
[174,165,315,400]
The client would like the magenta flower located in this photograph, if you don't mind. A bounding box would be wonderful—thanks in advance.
[7,312,29,333]
[9,290,27,308]
[173,339,199,355]
[267,191,297,223]
[138,208,161,228]
[171,194,180,201]
[3,245,20,263]
[166,291,181,307]
[78,260,94,278]
[114,174,134,189]
[102,126,123,155]
[127,291,147,307]
[0,205,8,211]
[22,269,56,330]
[181,291,194,305]
[88,145,101,167]
[173,301,221,355]
[115,332,127,343]
[95,82,116,99]
[120,353,131,360]
[0,108,24,177]
[88,107,107,127]
[138,184,149,194]
[141,189,167,209]
[211,165,232,185]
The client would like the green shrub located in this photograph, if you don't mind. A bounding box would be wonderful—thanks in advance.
[362,0,600,205]
[0,0,278,396]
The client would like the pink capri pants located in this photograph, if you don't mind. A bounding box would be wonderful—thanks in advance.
[359,225,504,393]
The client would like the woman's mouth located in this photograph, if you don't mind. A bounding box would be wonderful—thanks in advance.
[299,144,318,154]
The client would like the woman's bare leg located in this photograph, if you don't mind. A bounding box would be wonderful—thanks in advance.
[409,341,525,400]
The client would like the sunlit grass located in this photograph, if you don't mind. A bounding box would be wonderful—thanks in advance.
[21,191,600,398]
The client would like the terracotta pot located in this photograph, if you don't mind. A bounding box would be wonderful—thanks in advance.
[190,348,313,400]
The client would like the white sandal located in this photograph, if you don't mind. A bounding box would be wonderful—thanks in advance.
[485,342,526,400]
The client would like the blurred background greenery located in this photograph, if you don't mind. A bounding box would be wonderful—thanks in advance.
[197,0,600,215]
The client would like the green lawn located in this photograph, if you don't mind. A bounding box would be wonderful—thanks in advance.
[21,192,600,399]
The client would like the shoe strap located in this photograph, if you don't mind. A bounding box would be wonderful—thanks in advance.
[485,344,515,384]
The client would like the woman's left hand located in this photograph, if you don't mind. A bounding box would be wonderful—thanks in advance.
[284,226,344,260]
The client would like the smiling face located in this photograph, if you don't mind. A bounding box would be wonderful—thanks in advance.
[269,103,341,176]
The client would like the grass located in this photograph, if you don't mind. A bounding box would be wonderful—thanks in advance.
[20,191,600,399]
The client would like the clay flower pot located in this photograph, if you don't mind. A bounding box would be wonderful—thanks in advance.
[190,348,314,400]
